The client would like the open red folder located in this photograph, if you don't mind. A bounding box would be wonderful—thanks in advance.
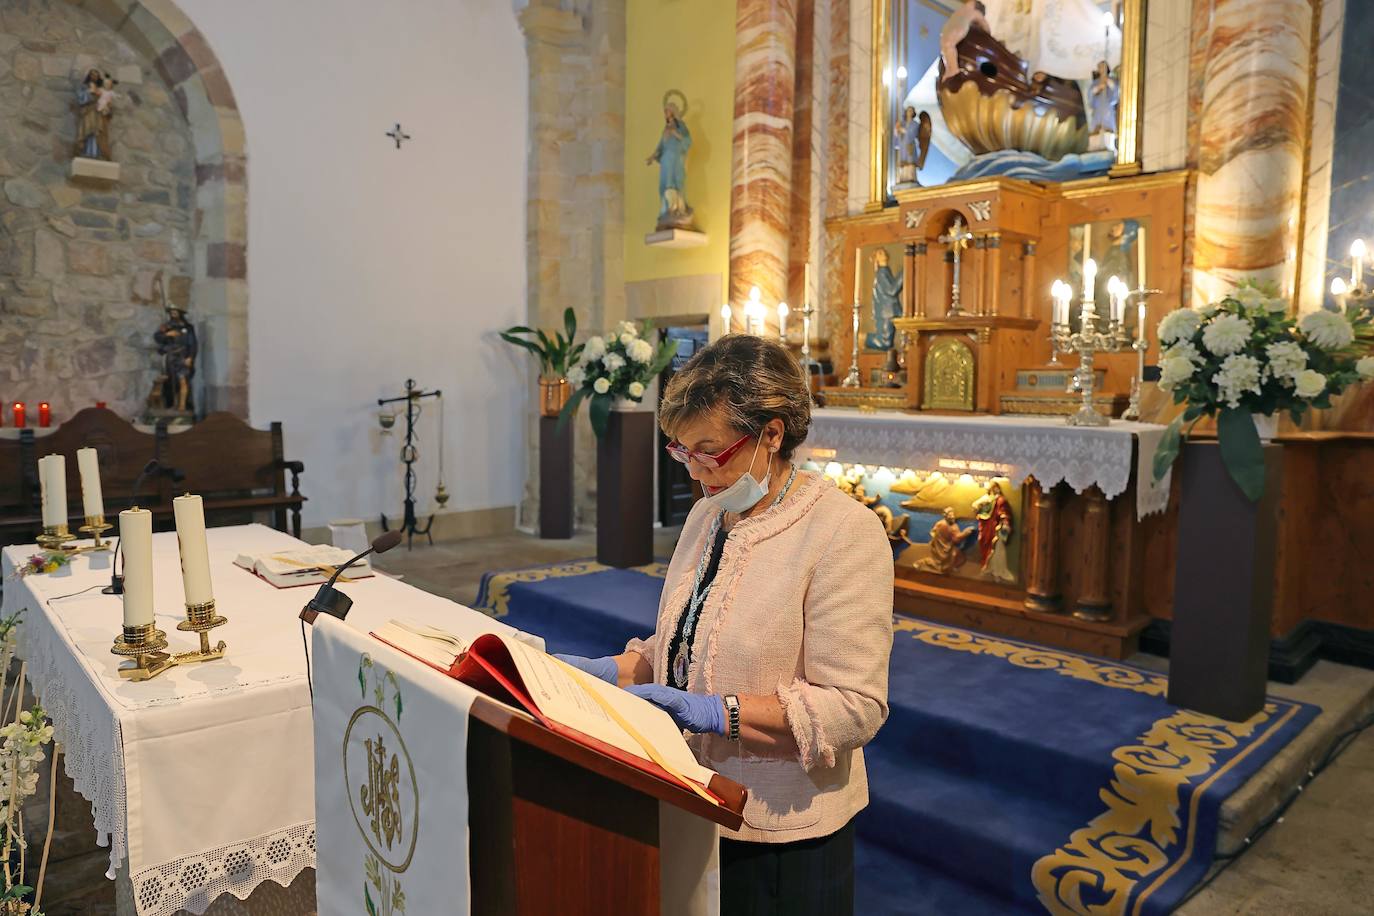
[371,626,722,806]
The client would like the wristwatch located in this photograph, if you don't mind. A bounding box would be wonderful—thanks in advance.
[723,694,741,741]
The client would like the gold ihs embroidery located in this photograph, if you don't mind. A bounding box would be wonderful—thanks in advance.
[361,735,403,849]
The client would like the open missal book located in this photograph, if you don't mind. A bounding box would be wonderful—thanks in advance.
[371,619,719,803]
[233,545,373,588]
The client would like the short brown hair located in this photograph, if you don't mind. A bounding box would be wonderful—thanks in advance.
[658,334,812,459]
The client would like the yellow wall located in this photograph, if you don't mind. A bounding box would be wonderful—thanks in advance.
[623,0,736,287]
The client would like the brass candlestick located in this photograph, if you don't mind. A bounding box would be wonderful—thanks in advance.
[111,623,176,681]
[174,599,228,663]
[36,524,77,552]
[76,515,113,552]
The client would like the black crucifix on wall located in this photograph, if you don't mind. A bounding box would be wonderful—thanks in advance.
[385,123,411,149]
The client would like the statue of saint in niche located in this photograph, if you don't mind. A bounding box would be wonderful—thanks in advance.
[149,275,198,415]
[894,107,932,188]
[864,249,904,350]
[646,90,696,231]
[972,480,1015,582]
[75,69,117,160]
[1087,60,1119,152]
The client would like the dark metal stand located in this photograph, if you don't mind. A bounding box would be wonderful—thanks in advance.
[596,410,654,568]
[1167,441,1281,722]
[379,378,442,548]
[539,416,574,539]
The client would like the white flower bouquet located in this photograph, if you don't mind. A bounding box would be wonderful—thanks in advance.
[561,320,678,437]
[1153,282,1374,499]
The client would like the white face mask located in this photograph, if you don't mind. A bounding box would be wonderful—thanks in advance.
[706,436,772,514]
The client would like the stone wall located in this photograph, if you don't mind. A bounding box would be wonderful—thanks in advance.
[0,0,198,424]
[519,0,627,532]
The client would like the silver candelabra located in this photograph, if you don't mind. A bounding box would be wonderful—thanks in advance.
[1050,287,1158,427]
[841,299,862,387]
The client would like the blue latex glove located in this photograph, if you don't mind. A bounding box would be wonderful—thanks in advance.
[626,683,726,735]
[553,653,619,685]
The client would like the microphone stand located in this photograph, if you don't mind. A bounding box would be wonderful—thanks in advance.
[103,460,184,595]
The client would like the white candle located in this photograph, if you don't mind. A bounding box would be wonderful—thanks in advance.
[173,494,214,607]
[76,447,104,520]
[119,508,155,628]
[720,303,731,333]
[853,248,862,302]
[1137,301,1147,343]
[1351,238,1365,289]
[1082,258,1098,303]
[777,302,788,338]
[804,262,812,306]
[40,454,68,528]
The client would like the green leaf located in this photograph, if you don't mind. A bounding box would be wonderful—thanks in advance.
[358,662,366,698]
[589,392,612,438]
[1217,408,1266,502]
[563,307,577,341]
[502,326,536,336]
[556,387,587,435]
[365,883,378,916]
[1152,415,1184,482]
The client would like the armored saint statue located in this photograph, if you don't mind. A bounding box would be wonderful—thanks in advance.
[151,278,197,413]
[864,249,905,350]
[75,69,116,160]
[646,90,695,231]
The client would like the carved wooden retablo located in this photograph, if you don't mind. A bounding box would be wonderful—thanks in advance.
[922,337,975,410]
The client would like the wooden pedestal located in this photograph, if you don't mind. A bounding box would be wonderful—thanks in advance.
[596,410,655,568]
[1167,442,1281,722]
[539,416,574,539]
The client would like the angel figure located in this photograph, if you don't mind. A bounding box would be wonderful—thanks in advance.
[647,89,695,231]
[939,0,991,83]
[894,107,932,187]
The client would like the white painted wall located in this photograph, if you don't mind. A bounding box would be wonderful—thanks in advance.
[177,0,529,527]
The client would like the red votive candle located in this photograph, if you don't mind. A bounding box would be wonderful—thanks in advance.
[12,403,25,428]
[38,402,50,427]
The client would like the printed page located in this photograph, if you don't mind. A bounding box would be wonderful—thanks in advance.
[499,636,715,787]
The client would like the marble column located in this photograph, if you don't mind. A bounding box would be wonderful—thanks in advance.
[1191,0,1314,307]
[730,0,798,335]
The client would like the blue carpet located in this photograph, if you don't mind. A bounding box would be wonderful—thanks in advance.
[475,560,1321,915]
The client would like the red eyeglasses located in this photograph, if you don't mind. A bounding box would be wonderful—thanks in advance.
[665,433,753,469]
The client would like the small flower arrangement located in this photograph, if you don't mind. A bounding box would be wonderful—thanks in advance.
[561,320,678,437]
[1153,282,1373,499]
[0,704,55,916]
[5,554,71,582]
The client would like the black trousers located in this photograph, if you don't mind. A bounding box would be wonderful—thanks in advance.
[719,820,855,916]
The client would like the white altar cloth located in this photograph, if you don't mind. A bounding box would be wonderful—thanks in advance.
[802,409,1172,519]
[0,524,538,916]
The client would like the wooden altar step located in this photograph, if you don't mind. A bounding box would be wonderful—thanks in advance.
[893,575,1152,660]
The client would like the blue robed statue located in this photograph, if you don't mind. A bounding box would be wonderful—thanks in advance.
[646,89,696,231]
[864,248,905,350]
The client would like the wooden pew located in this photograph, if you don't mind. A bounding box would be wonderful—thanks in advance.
[0,408,305,548]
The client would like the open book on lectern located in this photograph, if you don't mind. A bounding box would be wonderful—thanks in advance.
[370,620,720,805]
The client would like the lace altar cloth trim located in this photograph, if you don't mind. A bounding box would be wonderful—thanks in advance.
[802,409,1172,518]
[131,822,316,916]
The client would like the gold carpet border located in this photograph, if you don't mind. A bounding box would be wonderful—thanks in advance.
[892,619,1300,916]
[893,619,1168,697]
[478,559,668,618]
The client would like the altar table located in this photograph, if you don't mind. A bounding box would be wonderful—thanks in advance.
[0,524,537,916]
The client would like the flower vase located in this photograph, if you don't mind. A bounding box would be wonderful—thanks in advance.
[1252,412,1278,442]
[611,396,644,412]
[538,376,570,418]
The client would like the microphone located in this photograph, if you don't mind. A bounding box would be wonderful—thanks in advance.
[103,459,186,595]
[301,530,403,623]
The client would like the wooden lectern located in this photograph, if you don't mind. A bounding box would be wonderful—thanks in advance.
[465,694,747,915]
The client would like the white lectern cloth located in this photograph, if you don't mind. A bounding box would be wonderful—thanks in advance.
[0,524,537,916]
[312,615,475,916]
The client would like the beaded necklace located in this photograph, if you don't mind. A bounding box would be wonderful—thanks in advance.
[670,464,798,688]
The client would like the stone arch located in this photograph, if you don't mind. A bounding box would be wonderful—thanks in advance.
[67,0,248,416]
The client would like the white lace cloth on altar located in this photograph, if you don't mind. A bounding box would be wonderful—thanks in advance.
[802,409,1172,519]
[1,524,537,916]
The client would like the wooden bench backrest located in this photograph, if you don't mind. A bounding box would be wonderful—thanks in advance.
[160,412,285,499]
[33,407,161,512]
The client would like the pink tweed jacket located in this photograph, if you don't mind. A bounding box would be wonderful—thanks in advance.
[626,470,894,843]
